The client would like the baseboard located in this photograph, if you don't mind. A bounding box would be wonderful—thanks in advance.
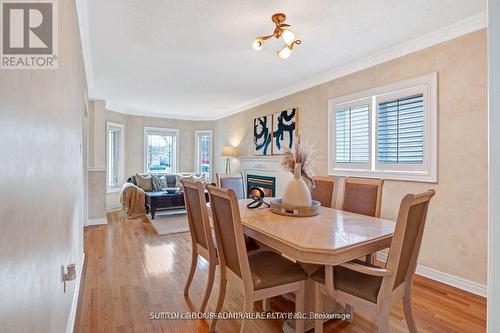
[66,252,85,333]
[85,218,107,227]
[377,253,486,297]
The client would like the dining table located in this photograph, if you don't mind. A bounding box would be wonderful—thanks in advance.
[236,198,396,333]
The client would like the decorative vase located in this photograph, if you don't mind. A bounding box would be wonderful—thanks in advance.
[282,163,312,207]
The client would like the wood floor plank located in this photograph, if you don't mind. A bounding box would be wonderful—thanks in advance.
[74,211,486,333]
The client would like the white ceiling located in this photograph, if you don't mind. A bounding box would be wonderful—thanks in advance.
[82,0,486,120]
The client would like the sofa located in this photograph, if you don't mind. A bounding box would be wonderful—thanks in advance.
[127,172,208,219]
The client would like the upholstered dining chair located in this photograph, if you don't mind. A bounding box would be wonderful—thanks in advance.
[342,177,384,264]
[312,190,435,333]
[216,173,245,199]
[311,176,336,208]
[342,177,384,218]
[182,179,264,313]
[217,173,259,254]
[207,185,308,333]
[181,179,217,313]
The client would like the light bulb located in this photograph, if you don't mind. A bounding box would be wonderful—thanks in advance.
[252,38,263,51]
[281,29,295,46]
[277,46,292,59]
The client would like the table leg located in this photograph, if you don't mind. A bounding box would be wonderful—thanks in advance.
[281,263,342,333]
[282,278,338,332]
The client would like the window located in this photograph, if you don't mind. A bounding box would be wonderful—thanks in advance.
[107,122,124,192]
[329,73,437,182]
[144,127,179,174]
[195,130,213,181]
[335,100,371,169]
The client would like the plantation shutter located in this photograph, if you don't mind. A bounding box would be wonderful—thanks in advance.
[335,104,370,164]
[377,94,424,164]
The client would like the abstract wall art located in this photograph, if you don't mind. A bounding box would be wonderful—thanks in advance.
[253,115,273,155]
[272,108,297,154]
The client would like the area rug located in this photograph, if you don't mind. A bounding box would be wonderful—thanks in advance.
[147,210,189,236]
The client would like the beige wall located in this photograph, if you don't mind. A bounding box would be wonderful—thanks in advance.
[214,30,488,285]
[104,110,215,207]
[87,100,108,219]
[124,114,215,176]
[0,0,87,332]
[88,171,107,219]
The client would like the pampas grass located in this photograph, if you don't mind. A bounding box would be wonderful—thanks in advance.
[280,133,315,189]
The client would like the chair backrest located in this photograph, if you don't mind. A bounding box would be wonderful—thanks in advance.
[216,173,245,200]
[384,190,435,293]
[181,179,215,255]
[342,177,384,217]
[207,185,252,286]
[311,176,336,208]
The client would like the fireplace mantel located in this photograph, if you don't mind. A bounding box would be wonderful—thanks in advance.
[238,155,291,197]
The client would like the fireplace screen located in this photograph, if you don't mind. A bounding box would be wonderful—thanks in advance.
[246,174,276,198]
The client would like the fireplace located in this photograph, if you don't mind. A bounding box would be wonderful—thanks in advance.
[247,174,276,198]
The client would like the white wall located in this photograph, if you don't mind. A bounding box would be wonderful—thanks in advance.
[488,0,500,331]
[0,1,87,332]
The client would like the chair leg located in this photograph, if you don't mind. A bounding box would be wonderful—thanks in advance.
[199,259,216,313]
[262,298,270,312]
[403,286,418,333]
[314,282,324,333]
[295,281,305,333]
[376,307,390,333]
[184,250,197,297]
[240,295,254,333]
[345,303,354,322]
[208,275,227,333]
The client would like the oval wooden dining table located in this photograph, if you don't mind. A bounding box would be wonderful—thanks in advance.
[236,198,396,333]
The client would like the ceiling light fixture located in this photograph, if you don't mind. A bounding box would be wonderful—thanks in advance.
[252,13,302,59]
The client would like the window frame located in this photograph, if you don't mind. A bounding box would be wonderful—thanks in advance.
[106,122,125,193]
[144,127,180,174]
[195,129,213,182]
[328,73,438,183]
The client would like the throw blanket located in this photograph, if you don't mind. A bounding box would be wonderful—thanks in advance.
[120,183,146,218]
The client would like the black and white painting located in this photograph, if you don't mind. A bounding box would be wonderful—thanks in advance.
[272,108,297,154]
[253,115,272,155]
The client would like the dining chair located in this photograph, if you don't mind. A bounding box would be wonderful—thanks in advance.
[216,173,246,199]
[311,176,336,208]
[342,177,384,264]
[182,179,265,313]
[342,177,384,218]
[217,172,259,253]
[181,179,218,313]
[207,185,308,333]
[312,189,435,333]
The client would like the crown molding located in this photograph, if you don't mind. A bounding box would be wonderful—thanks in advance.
[83,11,487,121]
[75,0,95,97]
[219,11,487,120]
[105,101,220,121]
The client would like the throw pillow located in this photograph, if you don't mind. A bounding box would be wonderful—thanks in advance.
[135,173,153,191]
[151,175,167,191]
[176,174,205,187]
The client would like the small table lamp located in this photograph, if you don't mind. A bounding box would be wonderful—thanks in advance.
[221,146,236,174]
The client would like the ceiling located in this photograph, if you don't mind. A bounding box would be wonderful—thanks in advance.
[82,0,486,120]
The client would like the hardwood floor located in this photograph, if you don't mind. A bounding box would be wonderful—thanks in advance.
[75,211,486,333]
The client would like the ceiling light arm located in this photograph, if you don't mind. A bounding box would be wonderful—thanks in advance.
[290,39,301,49]
[256,34,275,41]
